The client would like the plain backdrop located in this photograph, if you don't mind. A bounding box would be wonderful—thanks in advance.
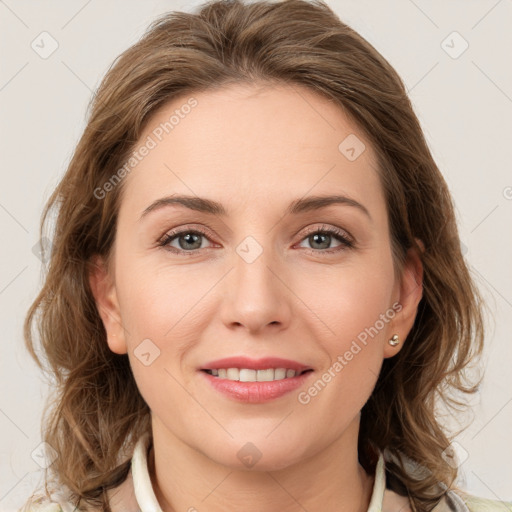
[1,1,511,510]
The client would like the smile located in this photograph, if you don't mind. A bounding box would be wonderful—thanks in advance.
[202,368,312,381]
[199,368,314,403]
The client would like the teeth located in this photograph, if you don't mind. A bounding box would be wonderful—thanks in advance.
[227,368,240,380]
[206,367,300,382]
[274,368,286,380]
[240,369,256,382]
[257,369,274,382]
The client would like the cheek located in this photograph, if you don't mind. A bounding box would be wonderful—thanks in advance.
[116,253,208,339]
[118,272,199,421]
[115,259,217,403]
[294,255,394,395]
[297,255,395,342]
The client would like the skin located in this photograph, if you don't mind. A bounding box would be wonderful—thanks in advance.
[89,82,423,512]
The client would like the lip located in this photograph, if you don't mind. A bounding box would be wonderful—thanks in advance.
[200,356,313,373]
[199,368,314,403]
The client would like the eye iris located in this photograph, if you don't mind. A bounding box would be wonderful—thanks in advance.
[180,232,202,250]
[310,232,330,250]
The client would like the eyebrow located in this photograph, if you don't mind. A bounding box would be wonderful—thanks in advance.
[139,193,372,221]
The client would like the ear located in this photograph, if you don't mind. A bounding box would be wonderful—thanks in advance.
[383,239,424,358]
[88,254,127,355]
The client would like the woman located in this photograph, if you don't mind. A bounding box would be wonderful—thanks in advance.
[21,0,510,511]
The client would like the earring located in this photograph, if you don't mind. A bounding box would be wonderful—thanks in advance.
[389,334,399,346]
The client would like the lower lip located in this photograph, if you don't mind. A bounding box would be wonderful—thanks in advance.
[199,370,314,403]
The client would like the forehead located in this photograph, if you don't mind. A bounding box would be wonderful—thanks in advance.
[119,82,385,220]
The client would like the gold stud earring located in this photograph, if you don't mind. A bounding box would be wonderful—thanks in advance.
[389,334,399,346]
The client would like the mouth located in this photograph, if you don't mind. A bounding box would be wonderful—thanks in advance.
[201,368,314,381]
[199,356,314,382]
[198,356,315,403]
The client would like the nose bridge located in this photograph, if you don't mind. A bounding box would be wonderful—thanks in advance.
[233,232,281,302]
[220,230,291,332]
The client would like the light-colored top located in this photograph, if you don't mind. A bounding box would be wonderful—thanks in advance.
[21,432,512,511]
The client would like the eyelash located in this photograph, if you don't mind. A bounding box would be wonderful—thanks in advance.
[158,224,354,256]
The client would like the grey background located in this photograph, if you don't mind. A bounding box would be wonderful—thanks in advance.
[1,0,511,510]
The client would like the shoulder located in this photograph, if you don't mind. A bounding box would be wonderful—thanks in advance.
[447,489,512,512]
[452,490,512,512]
[418,489,512,512]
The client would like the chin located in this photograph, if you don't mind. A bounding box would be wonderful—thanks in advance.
[201,436,309,472]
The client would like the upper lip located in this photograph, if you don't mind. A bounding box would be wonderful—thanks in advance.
[200,356,313,373]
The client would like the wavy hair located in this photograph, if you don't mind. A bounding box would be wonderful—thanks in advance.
[23,0,486,510]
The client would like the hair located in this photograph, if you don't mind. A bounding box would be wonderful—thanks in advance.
[23,0,487,511]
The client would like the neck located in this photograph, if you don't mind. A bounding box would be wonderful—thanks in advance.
[147,416,375,512]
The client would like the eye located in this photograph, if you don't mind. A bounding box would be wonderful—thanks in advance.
[157,223,354,255]
[296,224,354,254]
[158,226,215,254]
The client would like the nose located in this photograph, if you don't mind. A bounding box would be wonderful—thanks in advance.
[218,239,292,335]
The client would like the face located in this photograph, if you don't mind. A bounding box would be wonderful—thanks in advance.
[90,83,423,471]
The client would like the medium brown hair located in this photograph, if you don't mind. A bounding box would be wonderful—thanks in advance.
[23,0,486,510]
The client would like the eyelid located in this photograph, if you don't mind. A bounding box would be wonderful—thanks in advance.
[157,224,215,248]
[157,222,355,254]
[299,223,354,243]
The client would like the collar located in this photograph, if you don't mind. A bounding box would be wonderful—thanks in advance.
[129,432,468,512]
